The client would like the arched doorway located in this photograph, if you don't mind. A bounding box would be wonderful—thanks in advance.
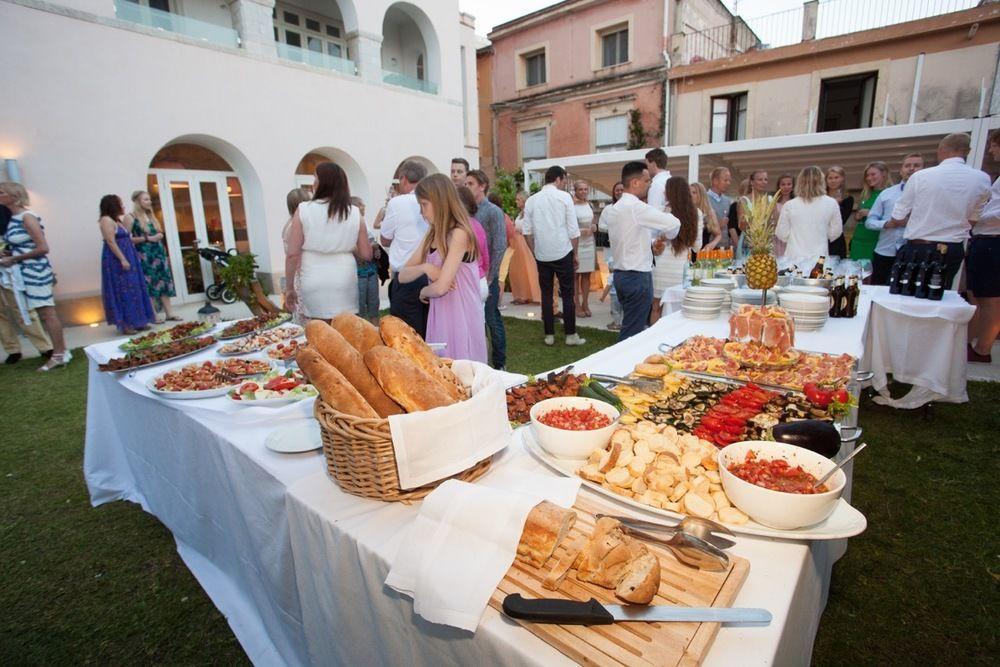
[381,3,440,94]
[147,140,255,302]
[294,147,370,206]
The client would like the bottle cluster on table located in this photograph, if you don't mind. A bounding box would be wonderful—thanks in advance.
[888,244,946,301]
[828,277,860,318]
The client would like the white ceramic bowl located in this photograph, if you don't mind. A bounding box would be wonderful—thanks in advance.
[779,293,830,311]
[529,396,620,461]
[783,285,829,297]
[717,440,846,529]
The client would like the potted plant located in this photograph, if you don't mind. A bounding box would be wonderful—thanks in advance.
[218,252,279,316]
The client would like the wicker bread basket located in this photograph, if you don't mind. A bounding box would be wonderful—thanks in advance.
[314,398,494,502]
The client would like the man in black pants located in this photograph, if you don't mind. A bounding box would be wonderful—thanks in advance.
[521,166,587,347]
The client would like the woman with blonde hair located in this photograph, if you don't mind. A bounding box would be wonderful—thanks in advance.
[572,180,596,317]
[776,166,844,260]
[398,174,486,362]
[736,171,769,257]
[850,161,892,260]
[0,182,69,370]
[825,166,852,257]
[690,182,721,250]
[772,173,795,256]
[126,190,179,322]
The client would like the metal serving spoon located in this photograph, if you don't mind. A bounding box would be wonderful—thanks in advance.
[813,442,868,490]
[597,513,736,550]
[589,373,664,394]
[620,524,730,571]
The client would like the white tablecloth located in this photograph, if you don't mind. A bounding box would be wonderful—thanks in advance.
[863,287,976,409]
[84,318,866,666]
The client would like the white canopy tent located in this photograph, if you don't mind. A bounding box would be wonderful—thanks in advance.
[524,117,1000,195]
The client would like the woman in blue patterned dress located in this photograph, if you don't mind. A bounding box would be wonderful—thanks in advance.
[125,190,179,322]
[99,195,155,334]
[0,182,70,371]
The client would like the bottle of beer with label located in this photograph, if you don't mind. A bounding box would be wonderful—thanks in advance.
[926,244,947,301]
[913,249,931,299]
[888,257,904,294]
[809,256,826,279]
[846,277,860,316]
[829,278,844,317]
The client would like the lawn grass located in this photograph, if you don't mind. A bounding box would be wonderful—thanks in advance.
[0,318,997,664]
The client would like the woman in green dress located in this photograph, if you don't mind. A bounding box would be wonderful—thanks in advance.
[849,162,892,261]
[126,190,180,322]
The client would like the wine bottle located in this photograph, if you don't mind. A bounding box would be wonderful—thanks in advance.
[846,277,860,316]
[927,244,947,301]
[809,256,826,279]
[913,249,931,299]
[888,258,903,294]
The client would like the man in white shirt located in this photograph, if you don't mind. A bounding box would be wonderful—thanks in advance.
[604,161,681,340]
[967,129,1000,362]
[863,153,924,285]
[645,148,672,212]
[522,166,586,346]
[381,159,430,336]
[888,133,991,287]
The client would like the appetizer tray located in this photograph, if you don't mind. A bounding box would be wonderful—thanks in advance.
[118,321,215,351]
[218,312,293,340]
[100,337,217,373]
[520,428,866,541]
[489,495,749,667]
[145,378,237,400]
[217,325,304,356]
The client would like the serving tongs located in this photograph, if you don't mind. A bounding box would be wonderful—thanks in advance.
[590,373,664,394]
[596,514,735,572]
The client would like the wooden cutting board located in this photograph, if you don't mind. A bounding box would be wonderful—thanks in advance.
[488,496,749,666]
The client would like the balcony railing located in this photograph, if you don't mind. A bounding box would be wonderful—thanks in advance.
[382,70,438,95]
[113,0,239,48]
[276,43,357,75]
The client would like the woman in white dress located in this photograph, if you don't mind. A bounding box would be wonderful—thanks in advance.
[283,162,372,320]
[572,180,596,317]
[775,166,843,261]
[650,176,703,324]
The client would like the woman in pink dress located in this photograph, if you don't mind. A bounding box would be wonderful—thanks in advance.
[397,174,487,363]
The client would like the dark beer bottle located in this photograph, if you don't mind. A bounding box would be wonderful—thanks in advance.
[829,278,844,317]
[809,256,826,279]
[846,277,860,316]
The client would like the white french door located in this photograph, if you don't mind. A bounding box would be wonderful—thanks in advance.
[149,169,239,303]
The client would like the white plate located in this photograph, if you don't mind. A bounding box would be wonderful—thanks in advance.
[520,427,867,541]
[146,378,238,400]
[686,285,726,296]
[265,421,323,453]
[228,392,315,407]
[783,285,828,296]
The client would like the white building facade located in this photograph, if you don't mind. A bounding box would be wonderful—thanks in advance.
[0,0,479,324]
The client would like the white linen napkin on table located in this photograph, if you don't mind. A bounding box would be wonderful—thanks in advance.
[388,360,512,490]
[385,469,581,632]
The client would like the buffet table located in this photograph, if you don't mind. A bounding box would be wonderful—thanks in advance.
[84,310,872,666]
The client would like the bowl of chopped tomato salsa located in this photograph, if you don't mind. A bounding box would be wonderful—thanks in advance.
[529,397,620,460]
[717,441,846,529]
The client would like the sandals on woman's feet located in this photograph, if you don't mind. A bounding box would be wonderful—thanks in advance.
[38,350,73,372]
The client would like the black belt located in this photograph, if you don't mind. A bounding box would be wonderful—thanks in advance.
[907,239,963,245]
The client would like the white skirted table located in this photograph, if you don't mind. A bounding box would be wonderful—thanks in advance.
[83,314,871,666]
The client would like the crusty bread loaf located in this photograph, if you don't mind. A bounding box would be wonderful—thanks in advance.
[378,316,467,401]
[516,501,577,568]
[297,346,378,419]
[363,345,456,413]
[330,312,382,356]
[573,517,660,604]
[543,537,583,591]
[305,320,403,417]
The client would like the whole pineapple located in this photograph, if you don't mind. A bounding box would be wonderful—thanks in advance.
[742,195,779,290]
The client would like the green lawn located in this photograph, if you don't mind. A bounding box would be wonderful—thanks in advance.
[0,317,996,664]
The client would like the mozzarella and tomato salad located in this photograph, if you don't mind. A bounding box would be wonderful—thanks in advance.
[229,369,317,402]
[727,450,827,494]
[537,406,613,431]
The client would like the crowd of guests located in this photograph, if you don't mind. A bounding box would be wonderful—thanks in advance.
[1,129,998,369]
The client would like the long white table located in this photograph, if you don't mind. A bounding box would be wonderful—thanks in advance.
[84,311,872,666]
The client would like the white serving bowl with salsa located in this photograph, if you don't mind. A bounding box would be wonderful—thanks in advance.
[529,396,620,461]
[717,440,846,530]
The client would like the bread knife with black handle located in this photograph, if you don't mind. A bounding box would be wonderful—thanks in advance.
[502,594,771,625]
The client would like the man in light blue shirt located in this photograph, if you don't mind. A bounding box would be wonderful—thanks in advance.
[863,153,924,285]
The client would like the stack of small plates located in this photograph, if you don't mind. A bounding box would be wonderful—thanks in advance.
[730,288,778,313]
[682,286,726,319]
[701,277,736,309]
[778,292,830,331]
[782,285,829,297]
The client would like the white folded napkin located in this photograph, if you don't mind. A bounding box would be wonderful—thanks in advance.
[388,360,512,490]
[385,470,580,632]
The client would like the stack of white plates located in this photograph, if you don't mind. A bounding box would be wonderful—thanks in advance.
[700,277,736,309]
[782,285,829,297]
[778,292,830,331]
[682,285,726,319]
[730,288,778,312]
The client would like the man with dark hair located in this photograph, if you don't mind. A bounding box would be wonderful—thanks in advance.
[604,161,680,340]
[450,158,470,187]
[863,153,924,285]
[644,148,672,212]
[523,165,585,346]
[382,159,430,336]
[465,169,508,369]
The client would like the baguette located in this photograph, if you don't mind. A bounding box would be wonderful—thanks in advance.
[297,346,378,418]
[543,537,584,591]
[363,345,456,413]
[330,312,382,356]
[516,501,577,568]
[305,320,403,417]
[615,550,660,605]
[378,316,467,401]
[574,517,660,604]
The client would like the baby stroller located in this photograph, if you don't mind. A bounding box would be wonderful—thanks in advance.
[197,246,238,304]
